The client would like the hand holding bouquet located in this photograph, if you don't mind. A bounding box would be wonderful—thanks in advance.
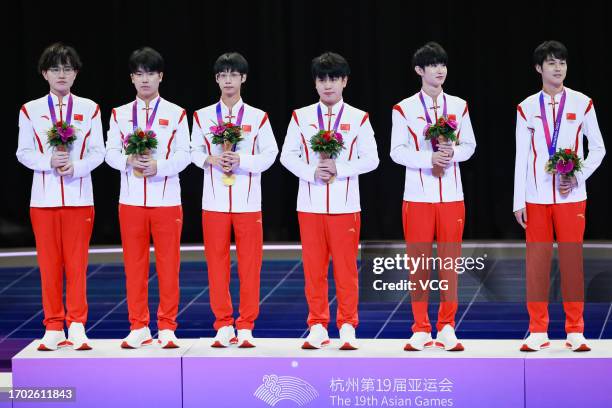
[124,128,158,178]
[546,148,583,197]
[310,130,345,184]
[209,122,244,186]
[424,116,458,177]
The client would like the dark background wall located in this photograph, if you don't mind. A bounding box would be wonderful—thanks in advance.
[3,0,610,247]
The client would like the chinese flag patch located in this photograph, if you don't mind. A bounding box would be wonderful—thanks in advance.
[340,124,350,131]
[73,114,83,121]
[566,113,576,120]
[159,119,169,126]
[242,124,252,132]
[448,114,456,121]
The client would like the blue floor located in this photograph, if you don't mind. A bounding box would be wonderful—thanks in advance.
[1,259,611,371]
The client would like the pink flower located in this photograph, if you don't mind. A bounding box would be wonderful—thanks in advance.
[58,125,74,143]
[334,132,343,143]
[148,130,157,139]
[556,159,574,175]
[423,124,431,137]
[210,125,226,136]
[209,125,226,135]
[446,119,458,130]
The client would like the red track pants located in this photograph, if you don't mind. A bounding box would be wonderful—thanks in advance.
[30,206,94,330]
[298,211,361,330]
[202,211,263,331]
[402,201,464,333]
[119,204,182,331]
[525,201,586,333]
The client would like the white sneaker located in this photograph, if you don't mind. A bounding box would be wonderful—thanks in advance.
[212,325,237,348]
[339,323,359,350]
[237,329,256,348]
[435,325,464,351]
[404,331,434,351]
[565,333,591,352]
[302,324,330,349]
[121,327,153,349]
[158,329,179,349]
[520,332,550,352]
[38,330,68,351]
[67,323,92,351]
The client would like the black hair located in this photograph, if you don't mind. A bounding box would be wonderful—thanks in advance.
[128,47,165,73]
[533,41,568,66]
[214,52,249,75]
[311,52,350,80]
[38,42,82,73]
[412,42,448,69]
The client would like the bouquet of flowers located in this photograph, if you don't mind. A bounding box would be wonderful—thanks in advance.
[210,122,244,150]
[209,122,244,186]
[310,130,345,160]
[47,121,77,152]
[423,116,458,145]
[546,148,583,178]
[124,128,158,178]
[424,116,457,177]
[310,130,345,184]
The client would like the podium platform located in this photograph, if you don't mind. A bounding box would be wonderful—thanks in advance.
[524,344,612,408]
[11,339,194,408]
[9,339,612,408]
[183,338,525,408]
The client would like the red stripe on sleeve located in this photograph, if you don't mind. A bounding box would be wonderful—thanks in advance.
[112,109,118,123]
[407,127,420,151]
[33,130,44,153]
[292,111,300,126]
[21,105,30,120]
[517,105,527,121]
[360,113,369,126]
[166,130,176,159]
[178,110,187,124]
[348,137,358,160]
[79,130,91,159]
[300,134,310,164]
[393,105,406,119]
[91,105,100,119]
[407,126,423,188]
[585,100,593,115]
[203,136,211,154]
[531,131,538,191]
[462,104,469,117]
[574,125,582,153]
[259,113,269,129]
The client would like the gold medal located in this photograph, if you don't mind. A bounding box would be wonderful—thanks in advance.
[222,174,236,186]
